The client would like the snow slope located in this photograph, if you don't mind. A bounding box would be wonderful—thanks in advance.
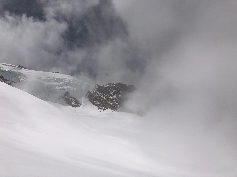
[0,82,158,177]
[1,82,237,176]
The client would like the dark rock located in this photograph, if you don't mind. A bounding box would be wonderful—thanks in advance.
[87,83,135,111]
[17,65,27,69]
[61,91,81,108]
[0,75,12,85]
[0,69,23,85]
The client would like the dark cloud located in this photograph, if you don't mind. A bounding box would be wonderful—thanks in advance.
[0,0,128,49]
[0,0,46,21]
[0,0,202,82]
[61,0,128,49]
[0,0,133,79]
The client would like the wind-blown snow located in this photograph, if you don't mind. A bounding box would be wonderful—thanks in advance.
[1,82,236,176]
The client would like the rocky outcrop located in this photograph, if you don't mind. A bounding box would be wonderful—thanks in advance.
[0,63,137,112]
[87,83,135,111]
[0,75,12,85]
[0,65,24,85]
[61,91,81,107]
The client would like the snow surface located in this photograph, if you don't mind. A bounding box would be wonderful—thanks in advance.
[1,82,237,177]
[0,82,156,177]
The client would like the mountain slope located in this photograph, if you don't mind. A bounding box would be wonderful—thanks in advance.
[0,63,92,107]
[0,63,137,111]
[0,82,161,177]
[1,79,237,176]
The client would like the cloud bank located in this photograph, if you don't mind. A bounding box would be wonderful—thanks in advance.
[116,0,237,174]
[0,0,134,80]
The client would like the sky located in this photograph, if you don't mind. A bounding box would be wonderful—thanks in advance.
[1,0,237,174]
[0,0,236,85]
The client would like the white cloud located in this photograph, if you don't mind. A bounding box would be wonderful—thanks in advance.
[0,14,66,70]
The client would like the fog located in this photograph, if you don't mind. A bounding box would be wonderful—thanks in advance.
[117,0,237,174]
[0,0,237,175]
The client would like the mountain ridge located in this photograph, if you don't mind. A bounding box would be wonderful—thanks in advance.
[0,63,135,111]
[0,63,91,107]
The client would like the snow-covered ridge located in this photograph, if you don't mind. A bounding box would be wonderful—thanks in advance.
[0,63,26,84]
[0,63,92,107]
[0,63,136,111]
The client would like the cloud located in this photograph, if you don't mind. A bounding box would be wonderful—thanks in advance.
[0,14,66,71]
[119,0,237,174]
[0,0,130,78]
[45,0,128,49]
[0,0,46,20]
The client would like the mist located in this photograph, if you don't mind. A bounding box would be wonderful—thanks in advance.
[117,0,237,175]
[1,0,237,175]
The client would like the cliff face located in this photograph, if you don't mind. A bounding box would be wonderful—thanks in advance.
[87,83,135,111]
